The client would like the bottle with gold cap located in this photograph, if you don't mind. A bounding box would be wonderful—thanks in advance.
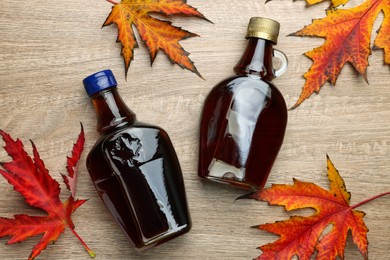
[198,17,288,190]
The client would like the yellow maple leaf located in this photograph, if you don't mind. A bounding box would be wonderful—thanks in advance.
[374,5,390,63]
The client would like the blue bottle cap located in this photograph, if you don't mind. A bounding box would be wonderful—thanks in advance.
[83,69,118,96]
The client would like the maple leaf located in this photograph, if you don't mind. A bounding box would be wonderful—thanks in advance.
[0,125,94,260]
[247,155,390,259]
[103,0,210,78]
[290,0,390,108]
[62,123,85,198]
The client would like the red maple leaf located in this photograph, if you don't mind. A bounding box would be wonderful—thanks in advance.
[0,124,94,260]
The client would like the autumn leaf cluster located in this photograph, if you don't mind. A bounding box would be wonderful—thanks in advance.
[102,0,389,108]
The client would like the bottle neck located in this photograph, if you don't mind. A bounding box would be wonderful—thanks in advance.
[91,87,136,134]
[233,37,275,80]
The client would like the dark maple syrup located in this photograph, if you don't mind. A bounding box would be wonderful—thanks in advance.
[83,70,191,251]
[198,17,288,190]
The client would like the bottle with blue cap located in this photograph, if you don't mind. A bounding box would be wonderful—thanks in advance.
[83,70,191,251]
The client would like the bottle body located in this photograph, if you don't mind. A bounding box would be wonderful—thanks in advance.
[198,75,287,189]
[83,70,191,251]
[87,122,191,251]
[198,21,288,190]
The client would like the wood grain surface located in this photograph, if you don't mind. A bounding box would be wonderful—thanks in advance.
[0,0,389,259]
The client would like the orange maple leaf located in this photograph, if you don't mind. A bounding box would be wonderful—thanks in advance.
[248,155,389,259]
[103,0,209,78]
[305,0,350,8]
[0,125,94,260]
[291,0,390,108]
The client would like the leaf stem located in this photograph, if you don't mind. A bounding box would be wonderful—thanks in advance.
[351,191,390,209]
[106,0,118,5]
[69,227,96,258]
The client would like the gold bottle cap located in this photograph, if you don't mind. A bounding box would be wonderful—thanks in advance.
[246,17,280,44]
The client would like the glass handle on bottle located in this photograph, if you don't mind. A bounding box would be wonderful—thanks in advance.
[273,49,288,78]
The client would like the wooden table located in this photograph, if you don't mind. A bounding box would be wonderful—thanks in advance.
[1,0,389,259]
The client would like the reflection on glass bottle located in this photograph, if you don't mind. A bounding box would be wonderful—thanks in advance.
[209,79,271,180]
[198,17,288,190]
[106,131,180,236]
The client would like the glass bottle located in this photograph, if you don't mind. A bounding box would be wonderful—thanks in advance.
[83,70,191,251]
[198,17,288,190]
